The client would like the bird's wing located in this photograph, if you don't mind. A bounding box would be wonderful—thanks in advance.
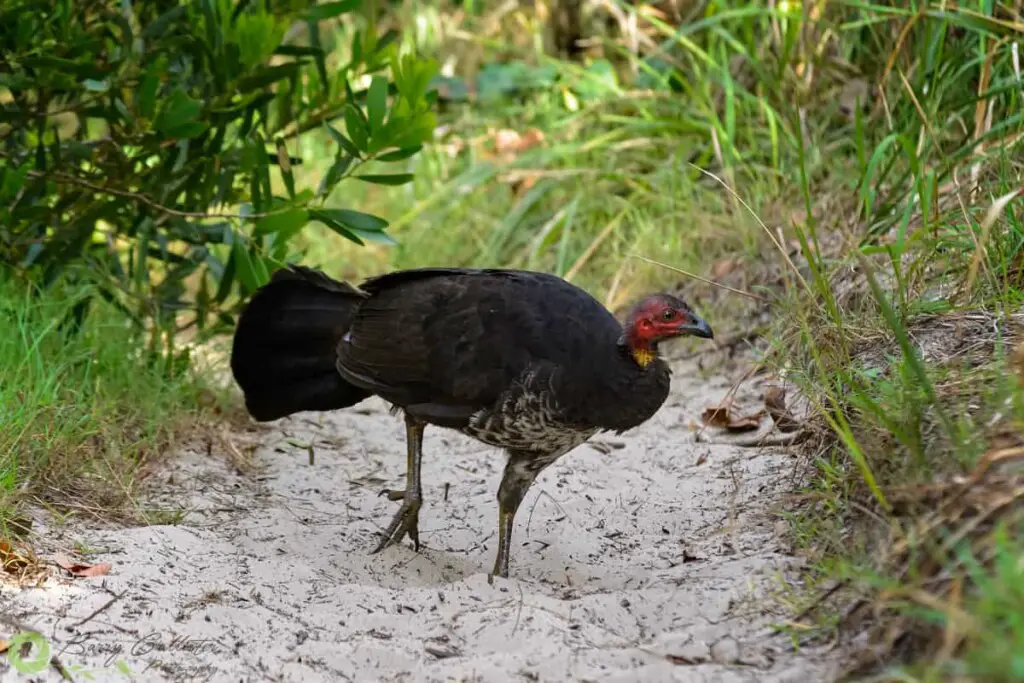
[335,271,545,424]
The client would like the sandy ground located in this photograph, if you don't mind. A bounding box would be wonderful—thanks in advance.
[1,357,839,682]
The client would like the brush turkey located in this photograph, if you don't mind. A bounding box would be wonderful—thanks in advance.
[230,265,714,579]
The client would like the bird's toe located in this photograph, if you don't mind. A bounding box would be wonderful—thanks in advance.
[378,488,406,501]
[370,498,422,554]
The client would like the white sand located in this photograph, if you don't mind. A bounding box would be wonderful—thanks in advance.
[1,358,837,682]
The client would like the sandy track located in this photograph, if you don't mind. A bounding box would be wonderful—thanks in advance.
[1,359,837,682]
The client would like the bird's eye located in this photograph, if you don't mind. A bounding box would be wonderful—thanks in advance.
[662,309,675,321]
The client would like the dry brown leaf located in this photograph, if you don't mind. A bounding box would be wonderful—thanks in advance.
[509,173,540,196]
[492,127,545,156]
[764,387,802,432]
[0,639,9,654]
[0,540,31,573]
[711,258,737,279]
[700,406,730,428]
[700,405,765,432]
[55,554,111,578]
[726,411,765,432]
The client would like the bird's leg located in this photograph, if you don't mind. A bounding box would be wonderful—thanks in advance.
[371,413,426,553]
[489,450,551,583]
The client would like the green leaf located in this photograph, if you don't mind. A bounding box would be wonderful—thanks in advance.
[253,208,309,240]
[323,122,362,158]
[355,173,414,186]
[137,56,166,120]
[233,240,270,292]
[155,90,204,138]
[214,251,237,303]
[376,145,422,162]
[141,5,186,39]
[346,228,396,245]
[392,53,439,102]
[232,241,258,292]
[317,154,354,197]
[366,75,388,134]
[313,208,388,232]
[169,121,210,138]
[343,103,369,152]
[307,19,330,96]
[273,45,325,58]
[310,208,393,246]
[244,135,273,212]
[305,0,362,21]
[275,139,296,199]
[311,209,359,245]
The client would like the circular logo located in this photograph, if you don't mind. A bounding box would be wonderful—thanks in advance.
[7,631,51,674]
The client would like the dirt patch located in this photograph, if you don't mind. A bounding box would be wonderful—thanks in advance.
[1,358,838,682]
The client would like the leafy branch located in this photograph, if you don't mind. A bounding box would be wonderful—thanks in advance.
[0,0,439,364]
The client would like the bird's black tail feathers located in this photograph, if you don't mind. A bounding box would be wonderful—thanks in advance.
[230,265,371,421]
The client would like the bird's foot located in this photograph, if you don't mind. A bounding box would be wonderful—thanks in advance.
[371,494,422,554]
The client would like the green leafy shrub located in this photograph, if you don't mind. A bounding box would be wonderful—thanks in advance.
[0,0,438,357]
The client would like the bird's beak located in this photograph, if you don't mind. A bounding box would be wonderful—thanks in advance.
[677,314,714,339]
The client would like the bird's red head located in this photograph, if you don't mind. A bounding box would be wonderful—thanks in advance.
[619,294,714,367]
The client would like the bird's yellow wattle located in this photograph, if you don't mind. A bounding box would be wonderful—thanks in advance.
[631,348,656,368]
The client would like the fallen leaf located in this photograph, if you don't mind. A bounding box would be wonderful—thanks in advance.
[0,540,31,573]
[492,127,545,156]
[55,554,111,578]
[764,387,802,432]
[711,258,737,279]
[700,404,765,432]
[0,639,9,654]
[700,405,730,428]
[509,173,540,196]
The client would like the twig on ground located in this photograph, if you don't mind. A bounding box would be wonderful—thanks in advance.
[72,582,124,628]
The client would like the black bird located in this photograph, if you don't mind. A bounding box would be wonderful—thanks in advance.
[230,265,714,579]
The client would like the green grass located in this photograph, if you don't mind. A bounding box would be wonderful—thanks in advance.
[0,270,218,539]
[277,1,1024,679]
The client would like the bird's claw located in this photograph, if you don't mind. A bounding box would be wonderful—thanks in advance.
[371,496,422,554]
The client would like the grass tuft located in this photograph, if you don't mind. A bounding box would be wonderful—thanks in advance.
[0,269,221,543]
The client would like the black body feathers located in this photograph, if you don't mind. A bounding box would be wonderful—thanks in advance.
[231,264,672,440]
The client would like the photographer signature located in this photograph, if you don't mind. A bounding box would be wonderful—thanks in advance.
[57,630,226,667]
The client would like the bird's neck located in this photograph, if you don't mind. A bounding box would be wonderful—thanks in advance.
[619,326,659,369]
